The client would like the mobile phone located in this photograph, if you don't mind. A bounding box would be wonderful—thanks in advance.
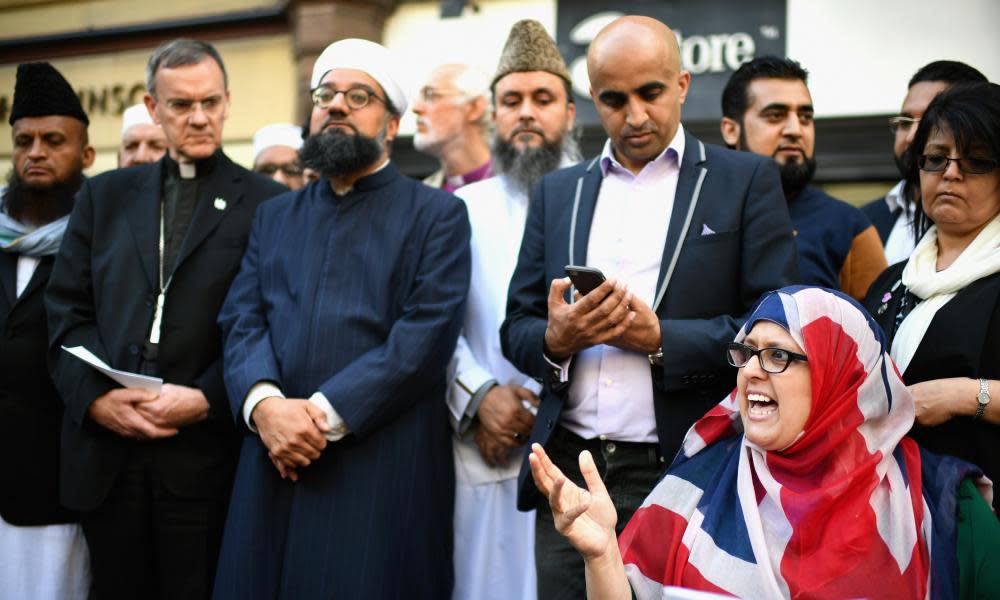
[565,265,606,296]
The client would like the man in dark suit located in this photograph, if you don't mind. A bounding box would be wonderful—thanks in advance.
[46,39,286,598]
[211,38,469,600]
[501,16,798,598]
[861,60,986,265]
[1,61,94,598]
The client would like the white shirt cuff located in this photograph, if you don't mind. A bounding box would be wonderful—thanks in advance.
[543,353,572,383]
[243,382,283,432]
[308,392,350,441]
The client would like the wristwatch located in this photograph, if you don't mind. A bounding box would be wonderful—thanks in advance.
[648,347,663,366]
[975,378,991,420]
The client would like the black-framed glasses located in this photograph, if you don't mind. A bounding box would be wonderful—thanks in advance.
[918,154,998,175]
[726,342,808,374]
[311,86,385,110]
[255,162,303,177]
[888,116,919,134]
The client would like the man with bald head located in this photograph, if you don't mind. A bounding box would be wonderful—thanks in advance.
[412,63,492,192]
[502,16,797,597]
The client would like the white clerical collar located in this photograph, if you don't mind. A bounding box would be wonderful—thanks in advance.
[178,161,197,179]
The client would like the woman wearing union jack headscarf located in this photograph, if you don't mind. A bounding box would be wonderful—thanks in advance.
[530,286,999,599]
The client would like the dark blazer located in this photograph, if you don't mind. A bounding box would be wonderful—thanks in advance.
[861,193,902,244]
[0,253,76,525]
[864,262,1000,511]
[502,131,800,510]
[46,152,287,511]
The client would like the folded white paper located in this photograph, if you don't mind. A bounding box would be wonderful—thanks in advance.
[61,345,163,393]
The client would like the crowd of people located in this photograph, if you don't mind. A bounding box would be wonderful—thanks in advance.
[0,12,996,600]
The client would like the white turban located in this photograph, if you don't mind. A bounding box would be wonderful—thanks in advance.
[251,123,304,164]
[120,103,155,136]
[310,38,408,115]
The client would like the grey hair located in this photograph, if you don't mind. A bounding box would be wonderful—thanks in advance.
[145,38,228,97]
[449,64,493,137]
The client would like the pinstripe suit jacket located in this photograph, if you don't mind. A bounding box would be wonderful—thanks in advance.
[213,163,470,599]
[501,131,800,510]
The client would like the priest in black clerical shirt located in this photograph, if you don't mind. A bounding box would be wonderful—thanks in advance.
[46,39,286,598]
[211,39,471,600]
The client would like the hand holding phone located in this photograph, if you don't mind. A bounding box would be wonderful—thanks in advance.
[564,265,606,297]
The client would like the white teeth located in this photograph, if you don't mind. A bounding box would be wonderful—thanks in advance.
[747,393,774,404]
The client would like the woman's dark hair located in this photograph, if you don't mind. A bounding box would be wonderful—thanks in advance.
[904,81,1000,240]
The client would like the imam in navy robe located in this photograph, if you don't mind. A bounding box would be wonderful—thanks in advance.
[212,163,470,599]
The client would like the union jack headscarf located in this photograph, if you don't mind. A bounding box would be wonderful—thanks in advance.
[619,286,986,599]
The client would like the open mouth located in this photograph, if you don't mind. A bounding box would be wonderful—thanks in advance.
[746,392,777,419]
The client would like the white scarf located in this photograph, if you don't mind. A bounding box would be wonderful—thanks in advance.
[891,213,1000,373]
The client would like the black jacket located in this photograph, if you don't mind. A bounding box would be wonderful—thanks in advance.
[46,152,287,510]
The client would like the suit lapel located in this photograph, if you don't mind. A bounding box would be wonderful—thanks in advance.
[124,161,163,290]
[175,154,242,269]
[0,251,16,308]
[652,131,708,312]
[569,157,604,267]
[14,256,52,305]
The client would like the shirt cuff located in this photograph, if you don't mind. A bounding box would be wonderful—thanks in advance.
[308,392,350,441]
[543,352,572,383]
[243,381,284,433]
[456,379,497,436]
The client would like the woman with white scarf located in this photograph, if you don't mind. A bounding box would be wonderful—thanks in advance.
[865,81,1000,511]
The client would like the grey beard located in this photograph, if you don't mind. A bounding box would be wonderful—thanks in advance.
[300,126,385,180]
[491,132,581,197]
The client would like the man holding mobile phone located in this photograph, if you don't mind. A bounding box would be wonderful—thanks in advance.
[501,16,799,599]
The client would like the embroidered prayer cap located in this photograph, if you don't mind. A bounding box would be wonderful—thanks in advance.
[310,39,408,115]
[251,123,303,164]
[9,62,89,126]
[120,103,155,136]
[492,20,571,89]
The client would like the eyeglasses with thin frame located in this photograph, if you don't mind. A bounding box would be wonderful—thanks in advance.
[255,162,303,177]
[888,116,919,134]
[918,154,998,175]
[727,342,808,374]
[311,86,385,110]
[417,87,465,104]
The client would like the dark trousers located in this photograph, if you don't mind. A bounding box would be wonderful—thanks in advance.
[81,445,228,600]
[535,426,666,600]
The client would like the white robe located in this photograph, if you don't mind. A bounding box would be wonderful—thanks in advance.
[448,175,539,600]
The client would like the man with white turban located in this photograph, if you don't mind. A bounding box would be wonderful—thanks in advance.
[117,103,167,167]
[251,123,304,189]
[212,38,470,600]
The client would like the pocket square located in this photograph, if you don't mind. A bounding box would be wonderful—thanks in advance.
[700,223,716,236]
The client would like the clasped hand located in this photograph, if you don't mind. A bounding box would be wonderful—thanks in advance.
[474,384,539,466]
[88,383,209,440]
[252,397,332,482]
[543,278,661,361]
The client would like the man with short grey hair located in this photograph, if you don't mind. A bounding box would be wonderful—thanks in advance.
[412,63,493,192]
[46,38,286,597]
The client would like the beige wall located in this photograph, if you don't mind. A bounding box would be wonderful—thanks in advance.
[1,33,297,175]
[0,0,279,39]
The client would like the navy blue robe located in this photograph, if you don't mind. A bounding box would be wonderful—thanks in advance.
[213,163,470,599]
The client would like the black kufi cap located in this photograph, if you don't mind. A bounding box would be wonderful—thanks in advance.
[9,62,89,126]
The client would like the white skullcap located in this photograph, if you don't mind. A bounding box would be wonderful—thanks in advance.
[310,38,408,115]
[120,103,155,136]
[251,123,304,163]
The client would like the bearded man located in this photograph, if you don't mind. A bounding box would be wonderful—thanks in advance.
[212,38,470,600]
[0,61,94,600]
[447,19,580,600]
